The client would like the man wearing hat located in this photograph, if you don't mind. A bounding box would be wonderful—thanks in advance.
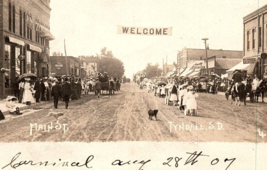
[61,77,71,109]
[52,79,61,109]
[231,69,243,93]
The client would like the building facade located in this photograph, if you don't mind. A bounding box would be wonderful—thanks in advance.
[0,0,54,98]
[200,56,241,76]
[178,47,242,74]
[243,4,267,78]
[50,56,81,78]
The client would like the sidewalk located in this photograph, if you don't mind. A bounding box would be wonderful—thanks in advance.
[0,100,36,116]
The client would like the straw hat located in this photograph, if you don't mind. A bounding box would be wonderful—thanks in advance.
[187,85,194,90]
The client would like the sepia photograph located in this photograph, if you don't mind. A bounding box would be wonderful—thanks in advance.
[0,0,266,169]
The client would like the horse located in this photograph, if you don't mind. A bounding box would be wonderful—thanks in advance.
[109,80,115,95]
[230,82,248,106]
[255,80,267,102]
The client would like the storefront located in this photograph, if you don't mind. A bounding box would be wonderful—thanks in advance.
[3,37,25,96]
[2,37,49,97]
[242,53,267,78]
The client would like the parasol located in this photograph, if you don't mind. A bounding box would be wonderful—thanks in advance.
[157,81,167,86]
[17,73,37,82]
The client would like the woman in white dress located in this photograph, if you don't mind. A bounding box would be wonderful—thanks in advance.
[22,78,36,104]
[161,85,166,96]
[184,85,198,115]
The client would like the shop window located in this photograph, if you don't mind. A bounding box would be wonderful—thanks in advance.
[8,2,11,31]
[15,47,21,77]
[5,45,11,88]
[12,5,15,33]
[34,61,37,74]
[27,51,31,73]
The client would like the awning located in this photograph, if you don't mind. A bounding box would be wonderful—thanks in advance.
[176,68,186,76]
[226,61,250,72]
[8,37,25,46]
[180,68,193,77]
[188,69,201,78]
[226,61,256,75]
[188,71,200,78]
[39,25,55,40]
[165,71,174,78]
[29,44,42,53]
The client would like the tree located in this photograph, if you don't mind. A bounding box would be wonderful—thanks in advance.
[101,47,107,56]
[144,63,162,78]
[97,48,124,78]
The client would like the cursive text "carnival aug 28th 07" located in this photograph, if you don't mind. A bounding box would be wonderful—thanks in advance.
[2,151,236,170]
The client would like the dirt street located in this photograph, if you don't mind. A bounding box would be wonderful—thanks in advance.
[0,83,266,142]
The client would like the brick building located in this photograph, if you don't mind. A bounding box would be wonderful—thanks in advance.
[50,56,80,77]
[0,0,54,98]
[178,48,242,70]
[243,4,267,78]
[200,56,241,76]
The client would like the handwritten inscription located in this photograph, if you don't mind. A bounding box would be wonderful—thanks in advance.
[2,152,94,169]
[2,151,236,170]
[168,121,224,133]
[30,120,69,135]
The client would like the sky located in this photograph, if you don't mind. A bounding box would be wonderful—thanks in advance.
[49,0,266,78]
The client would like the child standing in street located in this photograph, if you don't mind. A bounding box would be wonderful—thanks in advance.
[184,85,199,116]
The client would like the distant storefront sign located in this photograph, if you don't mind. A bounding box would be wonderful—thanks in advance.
[55,62,63,70]
[117,26,172,36]
[243,57,257,64]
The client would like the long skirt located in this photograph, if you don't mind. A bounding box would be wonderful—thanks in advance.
[170,93,177,101]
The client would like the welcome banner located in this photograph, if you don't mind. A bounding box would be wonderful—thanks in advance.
[117,26,172,36]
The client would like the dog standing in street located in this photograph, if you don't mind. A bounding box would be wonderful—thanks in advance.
[148,109,158,121]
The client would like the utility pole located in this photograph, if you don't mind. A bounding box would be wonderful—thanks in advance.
[64,39,69,76]
[177,51,180,78]
[202,38,209,75]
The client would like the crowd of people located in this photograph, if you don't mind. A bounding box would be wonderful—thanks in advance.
[12,74,122,109]
[138,69,267,115]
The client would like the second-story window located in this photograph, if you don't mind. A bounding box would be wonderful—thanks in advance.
[247,30,250,50]
[252,29,255,49]
[23,12,26,37]
[12,5,15,33]
[8,2,11,31]
[259,27,261,47]
[19,9,22,36]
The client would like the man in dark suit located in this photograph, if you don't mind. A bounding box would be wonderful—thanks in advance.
[34,77,41,103]
[61,77,71,109]
[52,81,61,109]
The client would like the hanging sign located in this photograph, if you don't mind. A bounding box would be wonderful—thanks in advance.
[117,26,172,36]
[243,58,257,64]
[55,62,63,70]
